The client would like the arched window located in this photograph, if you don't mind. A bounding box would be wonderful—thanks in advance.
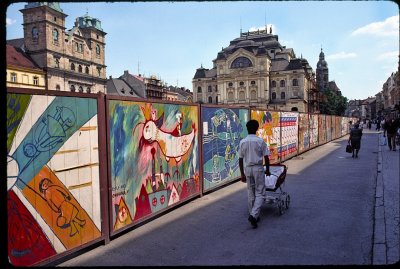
[208,86,212,92]
[197,86,202,93]
[78,65,82,73]
[292,79,298,86]
[71,63,75,71]
[281,92,286,99]
[208,96,213,103]
[280,80,285,87]
[239,91,245,100]
[33,76,39,85]
[85,66,89,74]
[56,84,61,91]
[231,57,253,68]
[32,27,38,39]
[53,29,59,42]
[11,73,17,82]
[86,87,91,93]
[239,81,245,86]
[96,44,100,55]
[228,92,234,101]
[70,85,76,92]
[251,90,257,100]
[78,86,83,92]
[271,81,276,88]
[272,92,276,100]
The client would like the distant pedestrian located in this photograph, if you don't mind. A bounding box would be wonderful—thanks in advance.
[384,116,399,151]
[376,120,381,131]
[349,123,363,158]
[239,119,270,229]
[368,120,372,129]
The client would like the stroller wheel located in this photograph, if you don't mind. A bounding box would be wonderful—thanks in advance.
[285,194,291,209]
[278,200,284,215]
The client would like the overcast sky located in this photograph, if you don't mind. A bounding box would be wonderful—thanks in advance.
[5,1,399,100]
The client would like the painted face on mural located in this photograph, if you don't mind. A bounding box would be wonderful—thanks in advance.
[143,121,157,142]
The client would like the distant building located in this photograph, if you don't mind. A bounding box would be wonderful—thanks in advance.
[107,71,146,97]
[165,86,193,103]
[10,2,107,93]
[192,26,318,113]
[316,48,329,91]
[6,44,45,90]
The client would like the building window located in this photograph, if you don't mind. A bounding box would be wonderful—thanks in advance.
[208,96,213,103]
[280,80,285,87]
[228,91,234,101]
[56,84,61,91]
[272,92,276,100]
[33,76,39,85]
[97,67,101,76]
[85,66,89,74]
[75,42,79,52]
[251,90,257,100]
[281,92,286,99]
[79,43,83,53]
[231,57,253,68]
[78,86,83,93]
[271,81,276,88]
[78,65,83,73]
[228,82,233,87]
[70,85,76,92]
[292,79,298,86]
[208,86,212,92]
[216,96,218,103]
[96,44,100,55]
[32,27,38,40]
[53,29,59,42]
[53,16,57,22]
[251,80,256,85]
[197,86,202,93]
[11,73,17,82]
[239,91,245,100]
[239,81,244,86]
[215,85,218,92]
[55,58,60,68]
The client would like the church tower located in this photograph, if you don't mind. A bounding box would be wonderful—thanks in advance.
[20,2,107,93]
[316,48,329,91]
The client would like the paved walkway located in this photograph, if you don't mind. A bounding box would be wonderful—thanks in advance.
[58,129,399,266]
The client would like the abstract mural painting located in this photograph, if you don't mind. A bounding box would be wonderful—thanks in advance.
[251,110,280,164]
[202,107,248,191]
[318,114,327,145]
[309,114,319,148]
[7,93,102,266]
[298,113,310,153]
[108,100,200,232]
[280,112,298,160]
[326,115,333,142]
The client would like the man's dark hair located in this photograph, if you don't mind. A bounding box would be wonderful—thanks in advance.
[246,120,259,134]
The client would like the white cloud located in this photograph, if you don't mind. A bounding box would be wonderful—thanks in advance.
[351,15,399,37]
[248,24,277,34]
[6,18,16,26]
[377,51,398,60]
[326,52,357,60]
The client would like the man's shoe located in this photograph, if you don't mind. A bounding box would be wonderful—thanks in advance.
[248,215,258,228]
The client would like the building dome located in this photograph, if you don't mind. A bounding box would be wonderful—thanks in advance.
[236,39,256,48]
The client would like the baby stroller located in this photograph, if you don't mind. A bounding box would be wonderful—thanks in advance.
[264,163,290,215]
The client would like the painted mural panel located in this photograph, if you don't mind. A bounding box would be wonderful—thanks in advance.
[341,117,349,136]
[280,112,298,161]
[298,113,310,153]
[7,93,102,266]
[309,114,319,148]
[335,116,342,139]
[318,114,327,145]
[202,107,249,191]
[108,101,200,232]
[251,110,280,164]
[326,115,333,142]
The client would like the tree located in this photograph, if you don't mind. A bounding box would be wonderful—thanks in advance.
[319,89,348,116]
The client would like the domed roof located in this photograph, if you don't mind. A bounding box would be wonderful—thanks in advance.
[236,39,256,48]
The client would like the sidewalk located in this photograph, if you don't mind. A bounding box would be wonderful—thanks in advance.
[373,131,400,264]
[58,130,399,266]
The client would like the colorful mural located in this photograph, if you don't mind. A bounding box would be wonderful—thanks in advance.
[318,114,327,145]
[108,101,200,232]
[298,113,310,153]
[201,107,248,191]
[280,112,298,161]
[251,110,280,164]
[326,115,333,141]
[309,114,319,148]
[7,93,102,266]
[334,116,342,139]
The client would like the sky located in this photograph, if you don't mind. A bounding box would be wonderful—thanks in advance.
[5,1,399,100]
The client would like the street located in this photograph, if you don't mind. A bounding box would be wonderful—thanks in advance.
[59,129,399,266]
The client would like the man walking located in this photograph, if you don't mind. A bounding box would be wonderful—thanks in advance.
[239,120,271,229]
[384,116,399,151]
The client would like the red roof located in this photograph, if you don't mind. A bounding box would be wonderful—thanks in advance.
[6,44,41,71]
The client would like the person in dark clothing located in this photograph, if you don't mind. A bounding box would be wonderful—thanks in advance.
[349,123,363,158]
[384,117,399,151]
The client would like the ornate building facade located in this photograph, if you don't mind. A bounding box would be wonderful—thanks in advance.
[192,27,318,113]
[12,2,107,93]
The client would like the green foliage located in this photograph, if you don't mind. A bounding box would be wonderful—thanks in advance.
[319,89,348,116]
